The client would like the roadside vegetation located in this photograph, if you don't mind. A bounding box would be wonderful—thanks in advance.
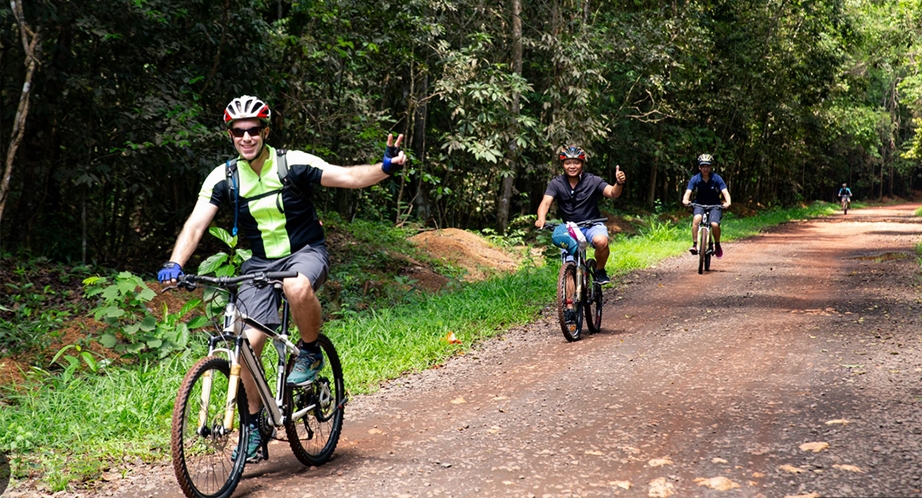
[0,201,845,491]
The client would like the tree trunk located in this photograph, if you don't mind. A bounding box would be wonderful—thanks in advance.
[646,158,658,209]
[1,0,41,247]
[497,0,523,234]
[412,71,432,225]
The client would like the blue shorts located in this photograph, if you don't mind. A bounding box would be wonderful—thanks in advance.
[238,242,330,329]
[581,223,609,244]
[559,222,609,262]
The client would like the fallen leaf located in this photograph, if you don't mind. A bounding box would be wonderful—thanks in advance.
[799,441,829,452]
[585,450,603,456]
[648,457,673,467]
[610,480,631,490]
[450,397,466,404]
[694,476,740,491]
[443,331,462,344]
[825,419,850,426]
[368,428,383,435]
[648,477,675,497]
[711,457,728,464]
[833,464,864,473]
[779,464,805,474]
[487,426,500,434]
[752,471,765,478]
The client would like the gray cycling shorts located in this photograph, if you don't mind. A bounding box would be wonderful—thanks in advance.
[693,205,723,225]
[237,242,330,330]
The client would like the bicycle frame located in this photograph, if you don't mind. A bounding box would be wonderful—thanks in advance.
[691,203,721,274]
[193,278,304,437]
[546,218,607,341]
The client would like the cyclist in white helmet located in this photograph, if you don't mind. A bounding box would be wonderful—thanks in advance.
[682,153,731,258]
[158,95,406,462]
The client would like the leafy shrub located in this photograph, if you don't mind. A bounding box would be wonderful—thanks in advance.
[83,272,208,361]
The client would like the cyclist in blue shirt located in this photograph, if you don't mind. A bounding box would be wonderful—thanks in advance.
[682,154,731,258]
[535,145,627,284]
[838,183,852,204]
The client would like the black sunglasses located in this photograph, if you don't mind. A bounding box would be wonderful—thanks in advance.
[229,126,264,138]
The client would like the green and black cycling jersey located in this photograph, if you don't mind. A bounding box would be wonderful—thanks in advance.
[199,145,327,259]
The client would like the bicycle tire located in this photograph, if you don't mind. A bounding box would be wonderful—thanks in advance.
[285,333,345,466]
[557,262,583,341]
[697,227,707,275]
[171,356,248,498]
[584,259,603,333]
[705,236,712,272]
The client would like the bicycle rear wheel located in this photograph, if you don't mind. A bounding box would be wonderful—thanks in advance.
[285,334,345,466]
[697,227,707,275]
[583,259,603,333]
[557,261,583,341]
[171,356,248,498]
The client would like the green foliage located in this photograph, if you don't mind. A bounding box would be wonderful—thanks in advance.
[83,273,207,361]
[50,344,108,384]
[197,227,251,277]
[0,282,70,357]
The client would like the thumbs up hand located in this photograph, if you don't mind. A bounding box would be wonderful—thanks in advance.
[614,165,626,186]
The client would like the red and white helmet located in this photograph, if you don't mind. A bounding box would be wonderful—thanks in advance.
[223,95,271,127]
[558,145,587,163]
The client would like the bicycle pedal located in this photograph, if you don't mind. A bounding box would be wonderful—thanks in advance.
[246,447,268,464]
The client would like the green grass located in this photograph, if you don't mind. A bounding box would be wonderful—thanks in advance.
[0,199,850,491]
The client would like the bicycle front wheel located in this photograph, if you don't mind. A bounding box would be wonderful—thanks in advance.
[171,356,248,498]
[705,241,713,271]
[697,227,707,275]
[285,333,345,466]
[584,260,603,333]
[557,261,583,341]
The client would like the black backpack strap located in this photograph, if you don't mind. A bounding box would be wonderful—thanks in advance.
[225,158,240,236]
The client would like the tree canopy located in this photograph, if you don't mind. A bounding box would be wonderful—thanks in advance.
[1,0,919,267]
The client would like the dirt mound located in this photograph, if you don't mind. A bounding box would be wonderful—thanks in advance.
[408,228,521,281]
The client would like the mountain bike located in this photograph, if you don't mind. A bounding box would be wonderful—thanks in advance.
[840,195,850,214]
[691,203,722,275]
[543,219,607,342]
[163,271,345,498]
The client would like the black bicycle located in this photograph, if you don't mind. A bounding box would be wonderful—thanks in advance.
[164,272,345,498]
[691,203,722,275]
[544,219,607,341]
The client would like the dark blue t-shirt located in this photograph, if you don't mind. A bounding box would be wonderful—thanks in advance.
[545,173,609,222]
[686,173,728,205]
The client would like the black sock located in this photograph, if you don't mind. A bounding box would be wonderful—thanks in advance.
[297,340,321,354]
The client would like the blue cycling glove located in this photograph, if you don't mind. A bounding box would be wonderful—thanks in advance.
[382,144,402,175]
[158,262,183,283]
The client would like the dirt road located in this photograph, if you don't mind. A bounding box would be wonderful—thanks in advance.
[28,204,922,497]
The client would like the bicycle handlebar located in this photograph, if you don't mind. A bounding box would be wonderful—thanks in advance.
[163,271,300,292]
[542,218,608,230]
[689,203,723,210]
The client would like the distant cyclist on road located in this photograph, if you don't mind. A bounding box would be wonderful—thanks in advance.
[838,183,852,210]
[157,95,407,462]
[682,153,731,258]
[535,145,627,284]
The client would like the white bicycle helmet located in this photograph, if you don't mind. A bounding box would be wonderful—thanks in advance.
[697,153,713,166]
[223,95,271,127]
